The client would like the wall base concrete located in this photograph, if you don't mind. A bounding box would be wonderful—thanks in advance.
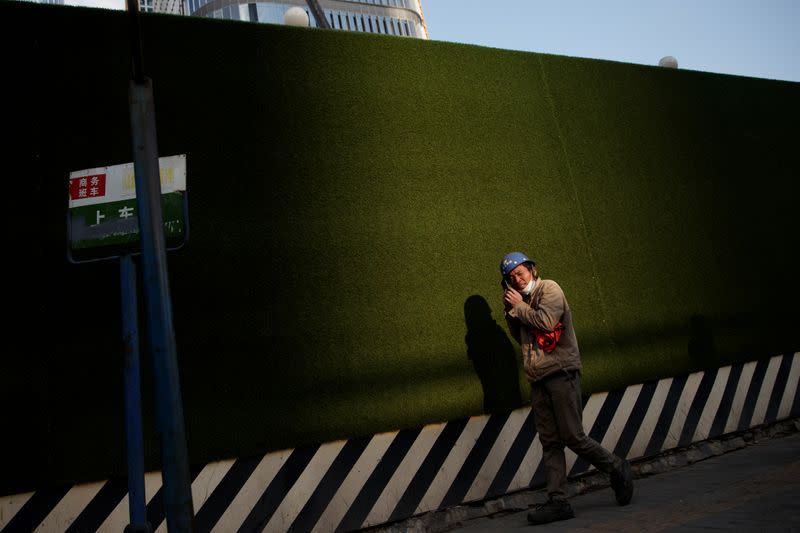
[367,417,800,533]
[2,353,797,532]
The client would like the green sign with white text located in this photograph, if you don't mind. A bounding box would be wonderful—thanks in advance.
[67,155,187,262]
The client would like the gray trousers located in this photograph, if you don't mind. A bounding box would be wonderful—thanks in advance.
[531,370,622,501]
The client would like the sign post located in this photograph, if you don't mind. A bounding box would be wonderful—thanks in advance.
[120,254,147,532]
[67,155,189,532]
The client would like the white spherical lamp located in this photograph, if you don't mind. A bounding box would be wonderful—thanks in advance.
[284,6,309,27]
[658,56,678,69]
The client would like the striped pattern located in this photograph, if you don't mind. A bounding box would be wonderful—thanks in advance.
[3,352,798,532]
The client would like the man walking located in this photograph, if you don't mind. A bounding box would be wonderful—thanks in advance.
[500,251,633,525]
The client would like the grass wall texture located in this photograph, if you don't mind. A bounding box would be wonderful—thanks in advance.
[2,1,799,494]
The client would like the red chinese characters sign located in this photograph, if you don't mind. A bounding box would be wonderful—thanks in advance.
[69,174,107,201]
[67,155,187,262]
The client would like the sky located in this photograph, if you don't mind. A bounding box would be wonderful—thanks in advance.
[422,0,800,83]
[61,0,799,83]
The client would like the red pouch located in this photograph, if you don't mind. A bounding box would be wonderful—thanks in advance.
[534,322,565,353]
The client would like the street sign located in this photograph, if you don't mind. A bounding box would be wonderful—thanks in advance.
[67,154,188,262]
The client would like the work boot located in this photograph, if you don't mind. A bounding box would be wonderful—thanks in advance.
[526,498,574,525]
[610,459,634,505]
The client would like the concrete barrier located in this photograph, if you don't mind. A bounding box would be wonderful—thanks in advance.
[4,1,800,495]
[3,352,797,532]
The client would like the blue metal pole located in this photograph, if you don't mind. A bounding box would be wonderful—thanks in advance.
[129,79,194,532]
[125,0,192,527]
[120,254,149,532]
[305,0,330,28]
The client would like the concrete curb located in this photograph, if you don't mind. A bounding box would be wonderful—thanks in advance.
[366,417,800,533]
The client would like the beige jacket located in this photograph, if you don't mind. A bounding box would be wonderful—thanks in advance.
[504,279,582,383]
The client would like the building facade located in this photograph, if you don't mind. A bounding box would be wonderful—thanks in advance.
[187,0,428,39]
[23,0,65,5]
[140,0,183,14]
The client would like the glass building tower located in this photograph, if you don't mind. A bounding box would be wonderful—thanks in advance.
[186,0,428,39]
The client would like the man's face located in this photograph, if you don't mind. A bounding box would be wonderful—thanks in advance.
[507,264,532,291]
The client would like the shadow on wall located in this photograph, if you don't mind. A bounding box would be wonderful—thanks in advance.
[688,313,717,364]
[464,295,523,413]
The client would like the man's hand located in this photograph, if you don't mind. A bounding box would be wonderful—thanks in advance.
[504,287,523,308]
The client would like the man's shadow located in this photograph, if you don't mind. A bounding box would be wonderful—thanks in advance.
[464,295,523,414]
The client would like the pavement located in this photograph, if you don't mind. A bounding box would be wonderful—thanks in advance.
[449,430,800,532]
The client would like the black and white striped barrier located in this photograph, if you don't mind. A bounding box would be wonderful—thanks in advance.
[2,352,798,532]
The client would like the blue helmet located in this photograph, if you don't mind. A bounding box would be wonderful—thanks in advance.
[500,252,536,277]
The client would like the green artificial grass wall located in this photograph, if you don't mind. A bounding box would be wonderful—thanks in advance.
[2,1,798,494]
